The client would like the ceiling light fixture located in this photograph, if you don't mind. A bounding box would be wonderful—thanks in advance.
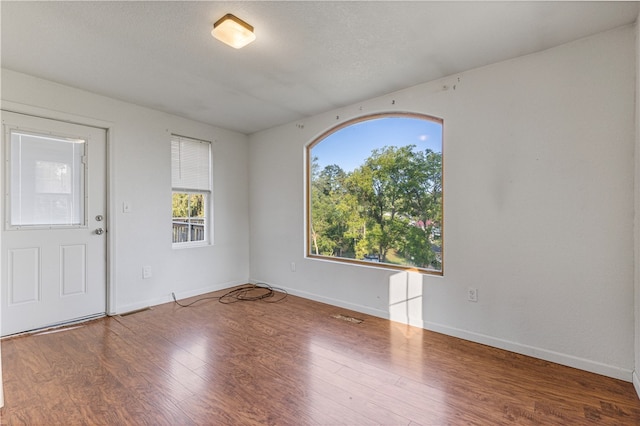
[211,13,256,49]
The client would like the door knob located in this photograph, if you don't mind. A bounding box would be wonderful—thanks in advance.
[95,228,105,235]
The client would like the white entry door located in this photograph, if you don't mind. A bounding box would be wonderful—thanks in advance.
[1,111,107,336]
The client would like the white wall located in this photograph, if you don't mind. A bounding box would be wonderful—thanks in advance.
[249,26,636,381]
[1,69,251,313]
[634,16,640,397]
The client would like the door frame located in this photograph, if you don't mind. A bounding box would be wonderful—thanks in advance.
[0,101,116,318]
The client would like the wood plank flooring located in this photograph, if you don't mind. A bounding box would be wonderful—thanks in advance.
[1,286,640,425]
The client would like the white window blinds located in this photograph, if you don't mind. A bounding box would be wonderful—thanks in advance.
[171,136,211,191]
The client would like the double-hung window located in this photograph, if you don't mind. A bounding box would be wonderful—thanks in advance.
[171,135,212,246]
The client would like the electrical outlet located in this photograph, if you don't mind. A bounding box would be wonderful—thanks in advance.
[467,287,478,302]
[142,265,152,279]
[290,262,296,272]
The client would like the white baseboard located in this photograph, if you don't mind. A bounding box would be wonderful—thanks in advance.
[633,371,640,399]
[114,280,244,314]
[257,280,634,383]
[423,320,633,382]
[260,281,391,320]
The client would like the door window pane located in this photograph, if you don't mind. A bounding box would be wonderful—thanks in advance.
[10,130,86,226]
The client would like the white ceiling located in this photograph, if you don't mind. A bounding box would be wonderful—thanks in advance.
[1,1,638,134]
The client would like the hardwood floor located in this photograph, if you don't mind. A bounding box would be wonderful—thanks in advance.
[1,286,639,425]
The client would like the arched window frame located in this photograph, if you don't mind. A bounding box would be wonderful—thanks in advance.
[305,112,444,275]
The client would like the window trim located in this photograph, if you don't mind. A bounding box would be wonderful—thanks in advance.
[305,112,444,275]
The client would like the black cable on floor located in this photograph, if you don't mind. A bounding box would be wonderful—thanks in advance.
[171,283,288,308]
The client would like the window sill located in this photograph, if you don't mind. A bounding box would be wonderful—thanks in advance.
[172,241,211,249]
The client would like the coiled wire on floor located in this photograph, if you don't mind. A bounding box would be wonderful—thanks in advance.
[171,283,288,307]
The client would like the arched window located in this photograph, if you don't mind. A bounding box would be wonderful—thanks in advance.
[306,113,443,275]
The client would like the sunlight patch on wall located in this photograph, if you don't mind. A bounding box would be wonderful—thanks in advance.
[388,271,423,327]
